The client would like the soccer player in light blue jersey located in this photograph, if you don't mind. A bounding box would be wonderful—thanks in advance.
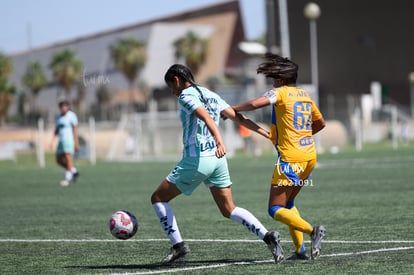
[151,64,284,264]
[52,100,80,187]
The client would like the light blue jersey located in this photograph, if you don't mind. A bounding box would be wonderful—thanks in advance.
[178,85,230,157]
[166,85,232,195]
[55,110,78,154]
[56,110,78,141]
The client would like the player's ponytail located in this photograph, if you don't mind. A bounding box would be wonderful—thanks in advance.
[164,64,211,109]
[257,53,298,84]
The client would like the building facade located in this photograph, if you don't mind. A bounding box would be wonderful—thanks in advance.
[8,0,247,122]
[271,0,414,119]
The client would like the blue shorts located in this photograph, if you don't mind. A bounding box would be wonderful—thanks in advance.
[56,140,74,155]
[166,156,232,195]
[272,158,316,186]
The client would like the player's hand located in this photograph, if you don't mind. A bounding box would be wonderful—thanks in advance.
[75,143,80,152]
[215,142,226,158]
[220,112,229,121]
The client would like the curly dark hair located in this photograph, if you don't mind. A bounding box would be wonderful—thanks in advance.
[256,53,298,83]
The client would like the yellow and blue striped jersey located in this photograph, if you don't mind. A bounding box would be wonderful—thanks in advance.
[263,86,323,162]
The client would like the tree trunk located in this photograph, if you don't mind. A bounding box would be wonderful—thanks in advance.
[129,81,134,114]
[0,93,12,127]
[32,91,39,114]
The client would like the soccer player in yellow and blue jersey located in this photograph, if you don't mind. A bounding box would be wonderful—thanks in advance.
[233,53,326,260]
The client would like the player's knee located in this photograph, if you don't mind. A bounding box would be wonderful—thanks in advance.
[150,192,160,204]
[268,205,284,219]
[219,208,232,218]
[218,204,235,219]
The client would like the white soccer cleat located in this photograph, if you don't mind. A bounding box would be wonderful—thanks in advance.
[264,231,284,264]
[162,242,190,264]
[60,180,70,187]
[311,225,326,259]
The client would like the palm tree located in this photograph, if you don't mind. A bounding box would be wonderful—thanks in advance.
[173,31,208,75]
[49,49,82,102]
[0,53,15,126]
[22,61,47,113]
[74,80,86,118]
[110,38,146,113]
[0,53,12,77]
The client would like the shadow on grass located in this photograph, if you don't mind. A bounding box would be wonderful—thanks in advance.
[65,258,268,271]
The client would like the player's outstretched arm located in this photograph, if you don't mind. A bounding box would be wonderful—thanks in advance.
[312,118,326,135]
[221,107,270,139]
[232,96,271,112]
[73,125,80,152]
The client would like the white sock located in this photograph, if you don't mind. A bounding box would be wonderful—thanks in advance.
[65,171,73,181]
[230,207,268,240]
[71,167,78,174]
[153,202,183,245]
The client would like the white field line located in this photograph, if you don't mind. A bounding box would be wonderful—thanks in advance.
[1,238,413,274]
[108,246,414,275]
[321,246,414,257]
[0,238,413,244]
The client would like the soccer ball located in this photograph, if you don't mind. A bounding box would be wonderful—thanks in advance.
[109,210,138,240]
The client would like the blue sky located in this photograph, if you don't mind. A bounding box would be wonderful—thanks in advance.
[1,0,265,54]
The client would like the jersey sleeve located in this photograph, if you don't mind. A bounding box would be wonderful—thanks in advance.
[71,112,78,126]
[311,101,323,121]
[262,89,278,104]
[178,91,203,113]
[216,94,230,112]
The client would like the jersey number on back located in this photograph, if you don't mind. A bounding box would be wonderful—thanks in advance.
[293,101,312,130]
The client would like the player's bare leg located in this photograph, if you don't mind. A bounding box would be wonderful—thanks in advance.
[58,153,74,186]
[269,185,325,259]
[209,186,235,218]
[56,154,67,169]
[66,153,80,182]
[210,186,284,263]
[151,180,189,264]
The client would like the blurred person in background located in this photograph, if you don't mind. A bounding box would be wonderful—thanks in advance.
[239,124,253,154]
[50,99,80,187]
